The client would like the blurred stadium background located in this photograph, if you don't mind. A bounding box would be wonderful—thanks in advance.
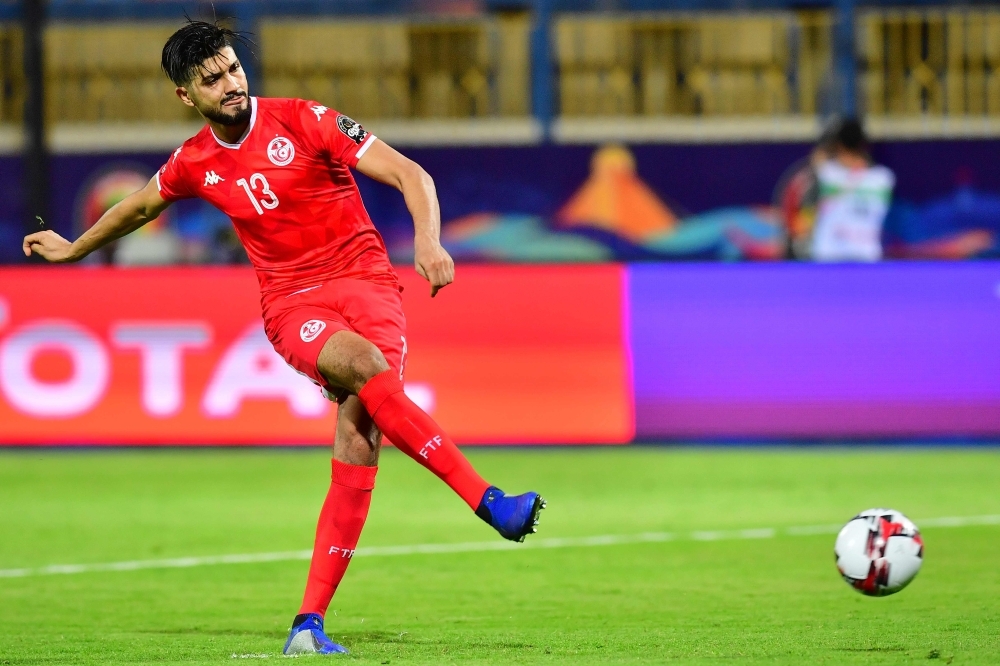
[0,0,998,444]
[1,1,999,663]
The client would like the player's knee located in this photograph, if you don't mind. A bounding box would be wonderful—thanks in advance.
[317,332,390,393]
[350,345,389,388]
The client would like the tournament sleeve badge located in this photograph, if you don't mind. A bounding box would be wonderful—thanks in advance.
[336,115,369,145]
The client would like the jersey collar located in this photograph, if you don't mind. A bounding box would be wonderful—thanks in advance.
[210,96,258,150]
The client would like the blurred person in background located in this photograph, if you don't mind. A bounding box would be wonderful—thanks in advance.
[810,118,895,262]
[774,119,839,259]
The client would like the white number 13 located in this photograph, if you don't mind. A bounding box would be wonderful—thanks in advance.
[236,173,279,215]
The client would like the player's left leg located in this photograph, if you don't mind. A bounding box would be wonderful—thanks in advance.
[318,329,545,543]
[284,396,379,656]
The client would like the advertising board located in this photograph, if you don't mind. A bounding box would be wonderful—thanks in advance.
[3,263,997,443]
[630,263,1000,438]
[0,266,633,445]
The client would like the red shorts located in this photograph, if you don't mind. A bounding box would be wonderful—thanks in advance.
[262,278,407,401]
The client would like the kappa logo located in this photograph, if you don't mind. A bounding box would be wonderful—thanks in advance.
[311,105,329,121]
[336,115,368,145]
[267,136,295,166]
[300,319,327,343]
[204,171,224,186]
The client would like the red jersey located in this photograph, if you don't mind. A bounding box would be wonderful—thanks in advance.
[156,97,397,299]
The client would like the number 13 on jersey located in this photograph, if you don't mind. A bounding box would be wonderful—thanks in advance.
[237,173,279,215]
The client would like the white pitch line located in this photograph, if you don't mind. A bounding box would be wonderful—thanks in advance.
[2,514,998,580]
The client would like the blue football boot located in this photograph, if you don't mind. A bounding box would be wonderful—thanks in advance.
[476,486,546,542]
[283,613,348,655]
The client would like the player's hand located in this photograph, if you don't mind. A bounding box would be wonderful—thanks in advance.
[22,230,78,263]
[414,237,454,297]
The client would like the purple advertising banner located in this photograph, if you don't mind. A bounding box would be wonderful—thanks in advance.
[4,139,1000,264]
[629,263,1000,439]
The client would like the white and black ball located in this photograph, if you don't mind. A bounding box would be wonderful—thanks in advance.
[835,508,923,597]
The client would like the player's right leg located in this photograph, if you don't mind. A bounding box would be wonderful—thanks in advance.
[317,330,545,542]
[284,396,380,656]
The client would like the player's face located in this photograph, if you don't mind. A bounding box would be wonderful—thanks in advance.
[176,46,251,126]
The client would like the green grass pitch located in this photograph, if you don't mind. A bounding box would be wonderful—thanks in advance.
[1,447,998,665]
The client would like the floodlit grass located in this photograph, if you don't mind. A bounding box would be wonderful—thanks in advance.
[0,447,998,665]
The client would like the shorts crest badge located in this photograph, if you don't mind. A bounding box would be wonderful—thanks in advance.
[300,320,327,343]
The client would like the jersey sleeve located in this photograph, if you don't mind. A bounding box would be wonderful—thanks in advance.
[295,99,377,168]
[155,146,194,202]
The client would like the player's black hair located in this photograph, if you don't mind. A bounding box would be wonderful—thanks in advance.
[835,117,868,154]
[161,20,250,86]
[816,115,841,151]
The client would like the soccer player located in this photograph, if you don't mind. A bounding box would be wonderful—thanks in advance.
[810,118,895,262]
[22,21,545,656]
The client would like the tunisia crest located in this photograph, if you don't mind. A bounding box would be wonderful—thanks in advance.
[267,136,295,166]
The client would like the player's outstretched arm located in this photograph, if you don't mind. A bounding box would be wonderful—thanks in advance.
[22,176,170,263]
[356,139,454,297]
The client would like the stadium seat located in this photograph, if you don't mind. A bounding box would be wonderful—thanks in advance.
[261,17,530,119]
[859,8,1000,120]
[44,23,197,123]
[556,14,808,118]
[0,24,24,124]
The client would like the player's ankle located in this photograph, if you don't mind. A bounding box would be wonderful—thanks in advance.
[292,613,317,627]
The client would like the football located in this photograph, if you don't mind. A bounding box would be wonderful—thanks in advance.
[834,508,924,596]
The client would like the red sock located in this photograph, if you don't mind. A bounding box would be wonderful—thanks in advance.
[358,370,490,509]
[298,460,377,617]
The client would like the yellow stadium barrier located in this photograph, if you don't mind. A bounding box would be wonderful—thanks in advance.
[261,16,530,119]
